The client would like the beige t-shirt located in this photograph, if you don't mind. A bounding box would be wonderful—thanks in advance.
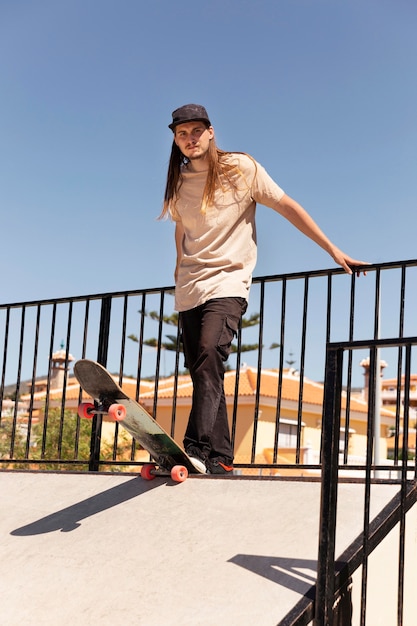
[172,153,285,312]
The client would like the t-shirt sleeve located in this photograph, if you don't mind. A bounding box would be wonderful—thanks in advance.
[249,159,285,210]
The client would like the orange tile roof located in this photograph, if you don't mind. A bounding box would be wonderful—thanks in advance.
[143,367,378,416]
[22,377,154,402]
[382,374,417,385]
[22,367,393,417]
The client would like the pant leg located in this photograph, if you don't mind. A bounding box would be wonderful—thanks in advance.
[180,297,247,464]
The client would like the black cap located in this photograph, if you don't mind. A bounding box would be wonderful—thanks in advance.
[169,104,211,131]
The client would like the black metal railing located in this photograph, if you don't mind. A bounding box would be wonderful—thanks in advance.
[0,259,417,476]
[275,334,417,626]
[313,336,417,626]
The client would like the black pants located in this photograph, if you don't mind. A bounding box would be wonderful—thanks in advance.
[180,297,247,464]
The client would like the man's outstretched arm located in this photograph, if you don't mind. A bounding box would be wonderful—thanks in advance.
[276,194,369,275]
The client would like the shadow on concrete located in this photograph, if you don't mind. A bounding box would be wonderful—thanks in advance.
[229,554,317,597]
[10,476,160,536]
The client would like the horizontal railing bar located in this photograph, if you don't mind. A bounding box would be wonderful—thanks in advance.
[254,258,417,284]
[0,459,89,466]
[2,259,416,311]
[327,337,417,351]
[0,286,175,311]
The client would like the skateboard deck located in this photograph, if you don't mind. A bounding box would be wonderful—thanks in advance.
[74,359,204,482]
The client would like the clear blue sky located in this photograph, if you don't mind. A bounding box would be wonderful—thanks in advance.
[1,0,416,305]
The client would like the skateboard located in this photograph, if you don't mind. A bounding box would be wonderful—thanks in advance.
[74,359,205,482]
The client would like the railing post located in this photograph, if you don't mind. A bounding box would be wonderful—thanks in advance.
[314,345,343,625]
[88,297,112,472]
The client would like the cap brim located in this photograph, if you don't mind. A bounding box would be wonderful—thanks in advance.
[169,117,210,131]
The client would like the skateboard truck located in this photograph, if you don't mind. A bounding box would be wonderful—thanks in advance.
[140,462,188,482]
[78,401,126,422]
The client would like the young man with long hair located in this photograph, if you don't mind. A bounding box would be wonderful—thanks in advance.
[161,103,367,475]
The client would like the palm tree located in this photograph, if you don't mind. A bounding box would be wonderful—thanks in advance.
[128,310,279,354]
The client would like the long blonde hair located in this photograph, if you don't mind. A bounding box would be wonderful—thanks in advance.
[159,131,250,220]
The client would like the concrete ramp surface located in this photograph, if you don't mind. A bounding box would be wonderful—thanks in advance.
[1,472,398,625]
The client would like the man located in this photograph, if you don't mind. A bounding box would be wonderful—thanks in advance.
[161,103,367,475]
